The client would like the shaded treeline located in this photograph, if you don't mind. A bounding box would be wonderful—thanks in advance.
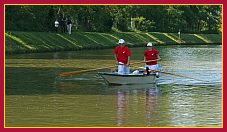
[6,5,222,33]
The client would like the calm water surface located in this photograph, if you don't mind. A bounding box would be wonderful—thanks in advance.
[5,45,222,127]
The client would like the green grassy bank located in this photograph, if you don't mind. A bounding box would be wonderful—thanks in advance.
[5,31,222,54]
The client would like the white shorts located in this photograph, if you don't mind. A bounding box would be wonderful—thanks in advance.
[145,64,159,70]
[118,64,130,74]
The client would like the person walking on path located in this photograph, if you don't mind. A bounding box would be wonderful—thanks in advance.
[66,16,72,34]
[54,19,59,33]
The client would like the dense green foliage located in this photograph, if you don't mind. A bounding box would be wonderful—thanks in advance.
[5,31,221,54]
[6,5,222,33]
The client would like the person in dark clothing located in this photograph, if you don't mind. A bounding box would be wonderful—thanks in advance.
[62,17,67,33]
[54,19,59,32]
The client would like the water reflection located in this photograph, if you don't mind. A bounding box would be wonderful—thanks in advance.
[145,88,158,126]
[116,90,129,126]
[110,84,159,126]
[6,45,222,127]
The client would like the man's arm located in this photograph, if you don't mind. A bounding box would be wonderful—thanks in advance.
[126,56,130,66]
[145,54,161,62]
[144,56,147,62]
[157,54,161,60]
[114,53,118,64]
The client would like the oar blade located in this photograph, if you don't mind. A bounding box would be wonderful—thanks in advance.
[59,71,86,77]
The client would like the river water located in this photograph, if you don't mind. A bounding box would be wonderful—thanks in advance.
[5,45,222,127]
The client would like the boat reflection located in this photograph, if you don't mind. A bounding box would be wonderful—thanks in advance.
[109,84,159,126]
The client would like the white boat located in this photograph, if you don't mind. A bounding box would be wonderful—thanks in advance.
[98,72,159,85]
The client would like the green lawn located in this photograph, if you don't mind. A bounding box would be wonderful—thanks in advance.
[5,31,222,54]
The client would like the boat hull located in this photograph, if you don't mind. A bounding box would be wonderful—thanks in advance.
[98,72,157,85]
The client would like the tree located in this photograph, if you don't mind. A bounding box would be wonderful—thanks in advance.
[5,5,222,33]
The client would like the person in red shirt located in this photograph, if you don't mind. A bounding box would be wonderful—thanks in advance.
[144,42,161,71]
[114,39,131,74]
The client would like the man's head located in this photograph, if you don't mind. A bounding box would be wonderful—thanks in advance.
[147,42,153,49]
[118,39,125,48]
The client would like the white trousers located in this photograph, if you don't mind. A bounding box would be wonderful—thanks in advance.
[118,64,130,74]
[67,24,72,34]
[145,64,159,70]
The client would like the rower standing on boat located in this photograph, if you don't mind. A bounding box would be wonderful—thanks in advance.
[144,42,161,72]
[114,39,131,74]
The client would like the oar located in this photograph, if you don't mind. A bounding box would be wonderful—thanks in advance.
[59,61,145,77]
[154,70,210,82]
[138,66,209,82]
[59,65,118,77]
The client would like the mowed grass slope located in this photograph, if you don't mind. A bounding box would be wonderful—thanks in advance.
[5,31,222,54]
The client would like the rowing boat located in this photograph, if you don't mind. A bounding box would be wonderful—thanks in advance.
[98,71,159,85]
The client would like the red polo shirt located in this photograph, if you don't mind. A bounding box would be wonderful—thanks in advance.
[114,45,131,64]
[144,48,159,65]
